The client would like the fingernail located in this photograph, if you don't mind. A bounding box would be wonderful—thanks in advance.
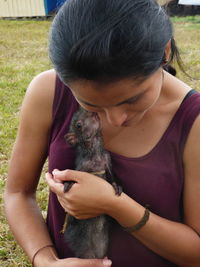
[103,259,112,266]
[45,172,50,178]
[52,169,59,175]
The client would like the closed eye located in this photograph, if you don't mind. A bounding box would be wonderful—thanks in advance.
[76,91,145,108]
[119,95,142,105]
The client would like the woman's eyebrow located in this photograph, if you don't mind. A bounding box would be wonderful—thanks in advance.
[77,92,144,108]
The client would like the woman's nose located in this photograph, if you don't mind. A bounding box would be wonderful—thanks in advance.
[104,107,128,127]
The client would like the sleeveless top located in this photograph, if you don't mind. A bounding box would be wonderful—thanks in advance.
[46,76,200,266]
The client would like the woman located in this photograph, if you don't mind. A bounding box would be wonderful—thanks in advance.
[4,0,200,266]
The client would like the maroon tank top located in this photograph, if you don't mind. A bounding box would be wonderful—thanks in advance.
[47,76,200,266]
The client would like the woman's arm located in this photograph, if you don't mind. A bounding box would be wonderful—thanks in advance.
[48,115,200,267]
[4,70,58,264]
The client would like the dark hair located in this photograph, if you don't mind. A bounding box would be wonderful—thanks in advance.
[49,0,179,83]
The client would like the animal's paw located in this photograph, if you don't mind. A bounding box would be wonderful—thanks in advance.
[65,132,78,146]
[112,182,123,196]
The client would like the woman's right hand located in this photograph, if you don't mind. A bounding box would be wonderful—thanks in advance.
[49,257,112,267]
[35,255,112,267]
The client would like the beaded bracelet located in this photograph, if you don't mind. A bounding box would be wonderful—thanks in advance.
[31,244,54,266]
[123,205,150,233]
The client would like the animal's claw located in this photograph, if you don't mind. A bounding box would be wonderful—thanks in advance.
[63,181,76,193]
[112,182,123,196]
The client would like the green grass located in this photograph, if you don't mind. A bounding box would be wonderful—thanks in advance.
[0,16,200,266]
[173,16,200,85]
[172,15,200,24]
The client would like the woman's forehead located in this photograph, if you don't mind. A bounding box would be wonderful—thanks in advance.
[68,78,139,105]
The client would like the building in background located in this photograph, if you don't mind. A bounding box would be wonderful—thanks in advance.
[0,0,199,18]
[0,0,66,18]
[178,0,200,5]
[164,0,200,15]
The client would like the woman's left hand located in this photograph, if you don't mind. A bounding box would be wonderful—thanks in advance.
[45,169,116,219]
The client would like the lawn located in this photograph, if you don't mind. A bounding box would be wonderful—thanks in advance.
[0,16,200,266]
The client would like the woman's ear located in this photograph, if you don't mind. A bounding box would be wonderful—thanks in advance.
[164,39,171,63]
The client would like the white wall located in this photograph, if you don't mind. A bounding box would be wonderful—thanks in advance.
[178,0,200,5]
[0,0,46,17]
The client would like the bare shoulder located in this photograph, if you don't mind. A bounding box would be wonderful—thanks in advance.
[183,113,200,235]
[21,69,56,128]
[28,69,56,89]
[183,113,200,168]
[26,69,56,106]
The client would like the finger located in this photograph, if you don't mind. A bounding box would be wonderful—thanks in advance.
[52,169,84,183]
[75,258,112,266]
[45,172,64,195]
[89,258,112,266]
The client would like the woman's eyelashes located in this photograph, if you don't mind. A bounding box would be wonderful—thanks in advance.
[81,99,139,111]
[78,92,144,112]
[125,98,138,105]
[124,95,141,105]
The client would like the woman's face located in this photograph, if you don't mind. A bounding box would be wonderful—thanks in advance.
[68,69,163,127]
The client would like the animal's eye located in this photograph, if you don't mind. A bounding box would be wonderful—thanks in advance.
[76,121,82,129]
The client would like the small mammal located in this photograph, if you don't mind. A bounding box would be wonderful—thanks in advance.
[64,107,122,258]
